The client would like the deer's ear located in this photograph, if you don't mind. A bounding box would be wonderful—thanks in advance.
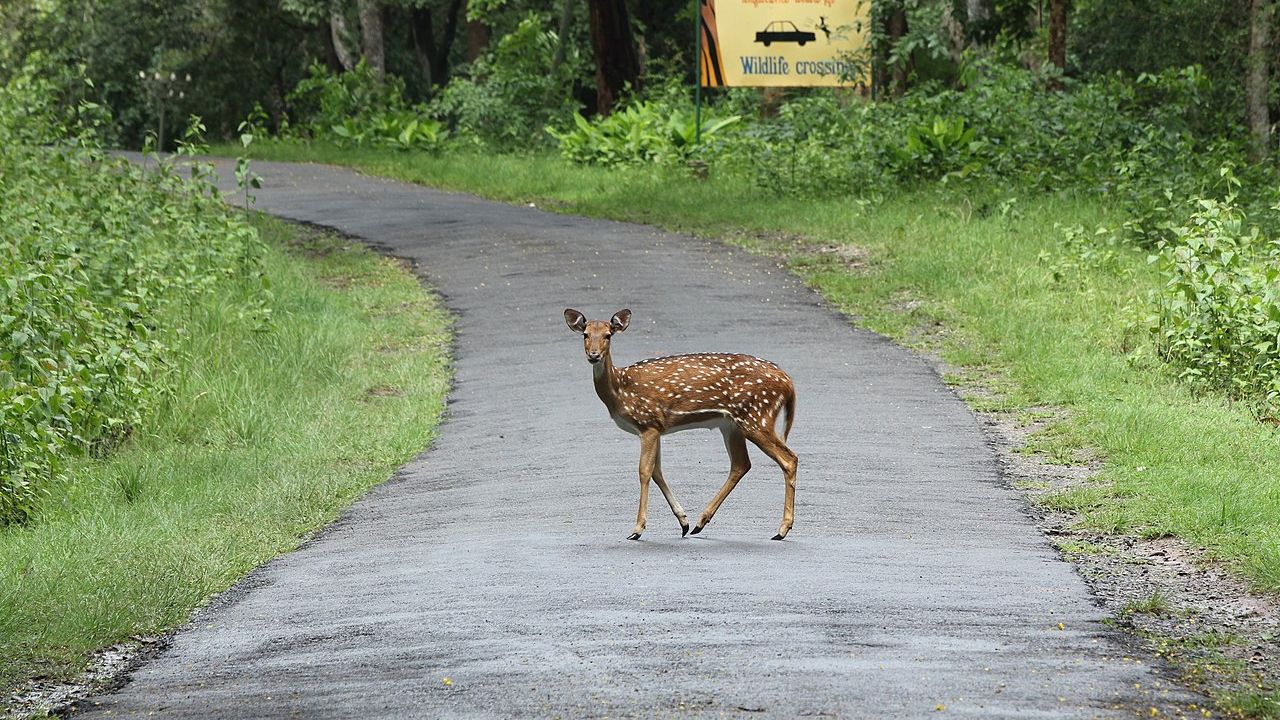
[610,309,631,333]
[564,308,587,333]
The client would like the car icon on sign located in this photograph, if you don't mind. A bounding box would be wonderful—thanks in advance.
[755,21,817,46]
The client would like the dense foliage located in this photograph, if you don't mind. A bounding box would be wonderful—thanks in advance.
[0,71,267,525]
[0,0,1260,150]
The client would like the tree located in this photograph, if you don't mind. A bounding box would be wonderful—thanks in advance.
[550,0,574,76]
[966,0,989,26]
[1247,0,1271,161]
[886,3,908,96]
[465,0,489,63]
[329,1,359,71]
[357,0,385,80]
[318,1,387,79]
[586,0,641,115]
[1047,0,1067,89]
[409,0,464,87]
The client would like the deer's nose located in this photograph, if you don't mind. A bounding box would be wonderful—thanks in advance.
[587,352,602,363]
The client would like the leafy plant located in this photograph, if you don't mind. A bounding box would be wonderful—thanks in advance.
[235,119,263,206]
[896,115,980,179]
[329,111,446,151]
[548,101,741,166]
[430,12,586,150]
[1146,184,1280,419]
[286,64,446,152]
[0,66,268,524]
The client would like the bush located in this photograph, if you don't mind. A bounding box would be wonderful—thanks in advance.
[285,63,446,152]
[1146,189,1280,419]
[431,12,586,150]
[0,69,267,524]
[328,111,446,151]
[705,61,1269,216]
[547,100,740,166]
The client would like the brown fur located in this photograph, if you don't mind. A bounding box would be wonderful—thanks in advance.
[565,308,799,540]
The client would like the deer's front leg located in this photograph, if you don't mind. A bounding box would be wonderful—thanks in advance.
[629,429,660,540]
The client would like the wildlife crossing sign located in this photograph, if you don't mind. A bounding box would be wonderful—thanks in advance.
[698,0,871,88]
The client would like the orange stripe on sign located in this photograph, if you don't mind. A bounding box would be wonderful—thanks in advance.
[700,0,725,87]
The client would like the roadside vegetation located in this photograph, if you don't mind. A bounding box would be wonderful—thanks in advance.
[0,73,452,693]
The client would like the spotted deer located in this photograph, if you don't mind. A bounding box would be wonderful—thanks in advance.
[564,308,798,540]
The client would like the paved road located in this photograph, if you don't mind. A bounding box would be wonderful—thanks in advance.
[83,158,1197,718]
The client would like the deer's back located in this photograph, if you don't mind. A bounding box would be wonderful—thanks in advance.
[615,353,794,432]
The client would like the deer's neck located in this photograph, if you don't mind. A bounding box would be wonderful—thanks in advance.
[592,352,623,414]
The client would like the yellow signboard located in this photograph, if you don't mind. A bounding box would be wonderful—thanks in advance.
[699,0,871,88]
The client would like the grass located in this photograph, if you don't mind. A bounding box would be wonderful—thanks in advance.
[0,215,451,692]
[1119,591,1173,618]
[228,140,1280,593]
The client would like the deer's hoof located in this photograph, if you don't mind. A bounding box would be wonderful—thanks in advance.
[690,524,704,535]
[681,523,690,537]
[627,532,641,541]
[771,533,786,541]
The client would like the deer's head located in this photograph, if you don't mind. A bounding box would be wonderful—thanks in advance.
[564,308,630,365]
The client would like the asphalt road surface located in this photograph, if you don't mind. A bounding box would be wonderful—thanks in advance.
[82,157,1199,718]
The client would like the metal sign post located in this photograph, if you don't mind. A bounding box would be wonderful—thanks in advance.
[694,0,703,145]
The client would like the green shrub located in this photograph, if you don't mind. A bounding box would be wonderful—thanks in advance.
[0,69,267,525]
[894,115,980,180]
[1146,189,1280,419]
[286,62,407,133]
[329,111,446,151]
[547,101,740,166]
[709,61,1269,218]
[285,63,446,152]
[431,12,586,150]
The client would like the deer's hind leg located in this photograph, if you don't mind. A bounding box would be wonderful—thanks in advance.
[744,428,798,540]
[691,425,752,535]
[651,443,690,536]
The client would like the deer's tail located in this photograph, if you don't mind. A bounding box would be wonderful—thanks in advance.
[781,386,796,443]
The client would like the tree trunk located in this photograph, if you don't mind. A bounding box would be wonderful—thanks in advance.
[358,0,385,81]
[411,6,437,85]
[466,20,490,61]
[942,4,966,62]
[435,0,465,82]
[586,0,642,115]
[322,22,346,73]
[1047,0,1067,90]
[1247,0,1272,162]
[962,0,990,46]
[330,3,358,72]
[887,3,908,97]
[550,0,575,76]
[966,0,989,26]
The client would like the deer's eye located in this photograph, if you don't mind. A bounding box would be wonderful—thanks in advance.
[583,333,588,338]
[604,333,612,339]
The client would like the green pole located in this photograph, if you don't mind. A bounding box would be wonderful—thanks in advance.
[694,0,703,144]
